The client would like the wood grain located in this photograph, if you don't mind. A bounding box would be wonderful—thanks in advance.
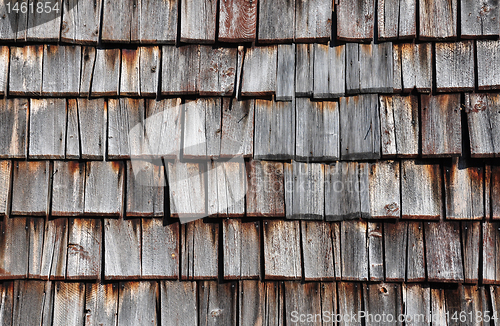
[61,0,102,44]
[0,217,29,279]
[142,219,179,279]
[241,46,277,96]
[180,0,217,43]
[117,282,157,326]
[368,161,400,218]
[477,40,500,90]
[91,48,121,96]
[84,161,124,216]
[126,160,165,217]
[400,43,433,92]
[419,0,457,40]
[245,160,285,217]
[120,48,140,96]
[461,0,499,38]
[104,218,141,280]
[78,98,106,160]
[435,41,475,92]
[258,0,295,42]
[301,221,336,280]
[337,0,375,41]
[220,98,254,157]
[53,282,85,326]
[41,45,81,96]
[52,161,85,216]
[66,219,101,280]
[0,98,28,158]
[107,98,144,159]
[85,283,118,326]
[199,281,237,326]
[11,161,50,216]
[207,161,245,217]
[101,0,138,43]
[0,161,11,216]
[218,0,257,42]
[161,45,200,95]
[263,220,301,280]
[9,45,43,96]
[40,218,68,280]
[295,0,332,42]
[139,0,177,43]
[160,281,198,326]
[341,220,368,281]
[313,44,345,99]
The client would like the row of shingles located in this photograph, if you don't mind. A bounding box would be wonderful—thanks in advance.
[2,279,500,326]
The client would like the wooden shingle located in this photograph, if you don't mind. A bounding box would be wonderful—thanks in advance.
[139,0,177,43]
[26,0,62,41]
[258,0,295,42]
[368,222,384,281]
[403,284,430,325]
[0,160,11,216]
[245,160,285,217]
[91,48,121,96]
[120,49,140,96]
[181,219,218,280]
[466,93,500,157]
[364,283,403,325]
[11,161,50,216]
[477,40,500,90]
[0,46,8,95]
[161,281,197,326]
[462,221,480,283]
[337,0,375,41]
[407,222,426,282]
[399,43,432,93]
[346,43,361,94]
[263,220,301,280]
[301,221,336,280]
[29,98,67,159]
[12,281,47,326]
[101,1,138,43]
[0,98,28,158]
[117,282,157,326]
[40,218,68,280]
[180,0,217,43]
[0,217,29,279]
[239,281,284,326]
[199,281,237,326]
[79,46,96,96]
[78,98,106,160]
[461,0,499,38]
[368,160,400,219]
[218,0,257,42]
[295,43,313,97]
[67,219,102,280]
[207,161,245,217]
[220,98,254,157]
[341,220,368,281]
[199,46,237,96]
[139,46,160,97]
[107,98,144,159]
[483,222,500,283]
[421,93,462,157]
[104,218,141,280]
[419,0,457,40]
[313,44,345,99]
[0,282,13,325]
[276,44,295,101]
[338,282,363,319]
[284,282,321,325]
[52,161,85,217]
[126,161,165,217]
[66,100,80,159]
[490,166,500,220]
[377,0,417,40]
[85,283,118,326]
[141,219,179,279]
[42,45,81,96]
[9,45,43,96]
[61,0,102,44]
[241,46,277,96]
[295,0,332,42]
[435,41,474,92]
[28,218,44,279]
[384,222,408,282]
[359,42,394,93]
[84,161,124,217]
[161,45,200,95]
[0,4,20,41]
[53,282,85,326]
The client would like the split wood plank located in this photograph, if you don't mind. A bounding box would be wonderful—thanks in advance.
[462,222,480,283]
[0,3,20,41]
[144,98,183,159]
[337,0,375,41]
[295,99,340,161]
[79,46,96,96]
[52,161,85,216]
[91,48,121,96]
[61,0,102,44]
[40,218,68,280]
[284,161,325,220]
[78,98,106,160]
[254,99,295,160]
[0,98,28,158]
[466,93,500,157]
[239,281,284,326]
[403,284,431,326]
[0,282,13,326]
[276,44,294,101]
[7,4,29,41]
[321,282,338,321]
[180,219,219,280]
[284,282,321,325]
[295,0,332,42]
[180,0,217,43]
[0,217,29,279]
[126,160,165,217]
[337,282,363,324]
[160,281,197,326]
[313,44,346,99]
[419,0,457,40]
[368,222,384,281]
[66,219,102,280]
[139,0,177,43]
[104,218,141,280]
[407,222,426,282]
[223,219,260,280]
[364,283,403,326]
[379,95,419,157]
[435,41,475,92]
[117,282,157,326]
[53,282,85,326]
[421,93,462,157]
[183,98,221,159]
[220,98,254,157]
[29,98,67,159]
[400,43,433,92]
[41,45,81,96]
[482,222,500,283]
[12,281,47,326]
[444,158,484,220]
[199,46,237,96]
[368,160,400,218]
[341,220,368,281]
[218,0,257,42]
[66,99,79,159]
[491,166,500,220]
[245,160,285,217]
[425,221,464,282]
[199,281,237,326]
[161,45,200,95]
[331,223,342,279]
[346,43,361,94]
[340,94,381,160]
[0,161,11,216]
[207,161,245,217]
[120,49,140,96]
[401,160,442,219]
[295,43,313,97]
[11,161,50,216]
[9,45,43,96]
[0,46,8,95]
[301,221,336,281]
[141,219,179,279]
[263,220,301,280]
[84,161,124,216]
[461,0,499,38]
[28,218,44,279]
[139,46,159,97]
[26,0,62,41]
[384,222,408,282]
[477,40,500,90]
[359,42,394,93]
[107,98,144,159]
[101,1,138,43]
[165,161,206,221]
[394,44,405,92]
[257,0,294,42]
[240,46,277,96]
[377,0,417,40]
[85,283,118,326]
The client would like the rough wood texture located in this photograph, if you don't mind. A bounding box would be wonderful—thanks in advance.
[85,283,118,326]
[0,46,7,95]
[337,0,375,41]
[245,160,285,217]
[117,282,157,326]
[239,281,284,326]
[77,98,106,160]
[219,0,257,42]
[263,220,301,280]
[384,222,408,281]
[477,40,500,90]
[295,0,332,42]
[301,221,336,280]
[462,222,480,283]
[0,217,29,279]
[461,0,499,38]
[107,98,144,159]
[403,284,431,325]
[359,42,394,93]
[340,95,381,160]
[435,41,475,92]
[401,160,442,219]
[53,282,85,326]
[258,0,294,42]
[284,162,325,220]
[220,98,254,157]
[341,220,368,281]
[66,219,101,280]
[444,158,484,220]
[295,43,313,97]
[84,161,124,217]
[41,45,81,96]
[181,220,218,280]
[139,0,177,43]
[25,0,62,41]
[199,281,237,326]
[161,281,198,326]
[161,45,200,95]
[337,282,363,322]
[120,49,140,96]
[40,218,68,280]
[139,46,159,97]
[466,93,500,157]
[419,0,457,40]
[241,46,277,96]
[142,219,179,279]
[483,222,500,283]
[400,43,432,92]
[421,94,462,157]
[407,222,426,282]
[61,0,102,44]
[254,99,295,160]
[0,282,13,326]
[313,44,346,99]
[367,222,384,281]
[198,47,237,96]
[491,166,500,220]
[126,161,165,217]
[368,161,400,218]
[66,99,80,159]
[180,0,217,43]
[12,281,47,326]
[284,282,321,325]
[377,0,417,40]
[9,45,43,96]
[11,161,50,216]
[104,218,141,280]
[79,46,96,96]
[223,219,260,279]
[0,161,11,216]
[52,161,85,216]
[364,283,403,326]
[91,49,121,96]
[207,161,245,217]
[276,44,295,101]
[425,221,464,282]
[29,99,67,159]
[0,98,28,158]
[101,1,138,43]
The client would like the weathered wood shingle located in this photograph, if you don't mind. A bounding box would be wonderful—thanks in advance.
[139,0,177,44]
[218,0,257,42]
[91,49,121,96]
[419,0,457,40]
[104,218,141,280]
[313,44,345,99]
[141,219,179,279]
[258,0,295,43]
[84,161,124,216]
[29,99,67,159]
[337,0,375,41]
[240,46,277,96]
[180,0,217,43]
[11,161,50,216]
[41,45,81,96]
[263,220,301,280]
[245,160,285,217]
[161,45,200,95]
[181,220,218,280]
[435,41,475,92]
[52,161,85,217]
[9,45,43,96]
[101,1,138,43]
[477,40,500,90]
[377,0,417,40]
[461,0,499,38]
[61,0,102,44]
[0,98,28,158]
